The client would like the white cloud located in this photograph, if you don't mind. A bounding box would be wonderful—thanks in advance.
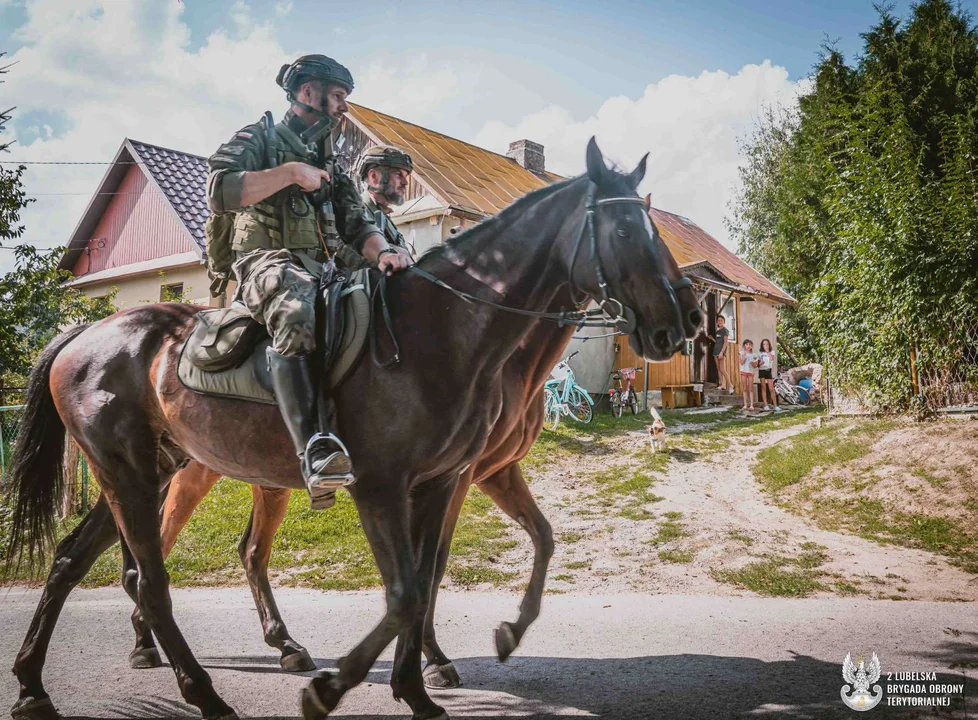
[0,0,293,270]
[475,61,807,250]
[353,55,459,128]
[0,0,466,272]
[274,0,294,16]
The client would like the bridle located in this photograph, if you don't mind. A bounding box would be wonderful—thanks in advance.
[408,180,689,332]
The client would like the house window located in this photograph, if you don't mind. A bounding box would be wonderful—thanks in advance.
[160,283,184,302]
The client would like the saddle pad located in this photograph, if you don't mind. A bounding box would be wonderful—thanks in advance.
[177,271,371,405]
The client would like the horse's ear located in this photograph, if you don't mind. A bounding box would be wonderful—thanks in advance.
[586,136,607,185]
[643,193,651,212]
[628,152,649,190]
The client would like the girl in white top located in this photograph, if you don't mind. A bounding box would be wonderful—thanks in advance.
[758,338,781,412]
[739,339,758,411]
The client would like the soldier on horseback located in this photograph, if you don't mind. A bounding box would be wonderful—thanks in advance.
[205,55,412,503]
[327,144,415,269]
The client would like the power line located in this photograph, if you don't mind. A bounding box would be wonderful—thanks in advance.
[0,160,144,165]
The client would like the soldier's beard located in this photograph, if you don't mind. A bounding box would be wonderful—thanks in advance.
[382,188,405,206]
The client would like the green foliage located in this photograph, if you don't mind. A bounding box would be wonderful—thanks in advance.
[0,245,116,382]
[727,1,978,410]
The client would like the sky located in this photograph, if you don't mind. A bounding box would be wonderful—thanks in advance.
[0,0,933,272]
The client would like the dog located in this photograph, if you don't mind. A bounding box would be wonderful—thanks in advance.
[646,407,667,453]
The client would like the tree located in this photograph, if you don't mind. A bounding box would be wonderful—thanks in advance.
[0,245,116,384]
[727,0,978,411]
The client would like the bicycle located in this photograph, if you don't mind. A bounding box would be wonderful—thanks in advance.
[609,366,642,417]
[542,383,561,431]
[544,351,594,427]
[774,373,820,406]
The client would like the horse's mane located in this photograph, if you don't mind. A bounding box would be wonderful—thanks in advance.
[417,175,585,267]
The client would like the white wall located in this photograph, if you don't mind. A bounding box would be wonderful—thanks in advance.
[77,264,215,309]
[565,323,616,394]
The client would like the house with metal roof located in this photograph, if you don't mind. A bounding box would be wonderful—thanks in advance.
[60,103,793,398]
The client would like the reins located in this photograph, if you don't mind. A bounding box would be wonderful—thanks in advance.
[407,183,687,332]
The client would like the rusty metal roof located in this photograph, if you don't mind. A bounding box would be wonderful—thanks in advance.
[649,207,795,304]
[346,104,562,217]
[347,104,792,304]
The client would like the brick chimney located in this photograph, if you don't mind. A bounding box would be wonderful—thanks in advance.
[507,139,545,174]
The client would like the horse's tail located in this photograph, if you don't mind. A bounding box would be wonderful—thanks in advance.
[3,323,91,570]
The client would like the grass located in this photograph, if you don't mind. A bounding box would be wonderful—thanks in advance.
[587,465,663,519]
[754,417,978,574]
[710,549,829,597]
[648,518,689,545]
[753,419,894,494]
[727,529,754,545]
[658,549,694,564]
[1,480,521,591]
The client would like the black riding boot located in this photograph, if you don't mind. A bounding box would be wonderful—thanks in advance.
[266,348,354,507]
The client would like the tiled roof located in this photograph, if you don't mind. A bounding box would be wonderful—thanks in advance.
[128,140,210,251]
[649,208,794,304]
[346,104,562,217]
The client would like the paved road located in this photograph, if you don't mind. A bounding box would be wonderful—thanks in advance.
[1,587,976,719]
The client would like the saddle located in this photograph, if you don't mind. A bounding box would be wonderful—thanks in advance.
[177,268,373,405]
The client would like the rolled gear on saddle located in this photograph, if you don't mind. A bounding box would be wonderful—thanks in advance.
[206,54,381,498]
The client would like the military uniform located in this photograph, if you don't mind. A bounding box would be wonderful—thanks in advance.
[207,110,380,356]
[204,54,389,500]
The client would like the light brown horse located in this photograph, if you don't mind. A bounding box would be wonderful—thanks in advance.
[7,140,687,720]
[122,198,703,688]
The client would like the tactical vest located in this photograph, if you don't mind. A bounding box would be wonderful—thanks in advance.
[231,120,338,257]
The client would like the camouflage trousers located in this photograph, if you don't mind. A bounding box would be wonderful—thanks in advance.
[232,248,319,356]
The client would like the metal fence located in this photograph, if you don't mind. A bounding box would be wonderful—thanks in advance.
[914,314,978,415]
[1,403,92,514]
[823,313,978,416]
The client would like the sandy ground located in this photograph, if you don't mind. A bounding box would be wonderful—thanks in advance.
[492,414,978,601]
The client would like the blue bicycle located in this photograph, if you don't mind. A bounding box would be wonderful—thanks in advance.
[543,351,594,431]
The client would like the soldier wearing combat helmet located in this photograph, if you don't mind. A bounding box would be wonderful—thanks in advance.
[206,55,413,506]
[329,145,415,269]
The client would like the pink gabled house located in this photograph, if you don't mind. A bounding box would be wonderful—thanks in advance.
[59,139,217,308]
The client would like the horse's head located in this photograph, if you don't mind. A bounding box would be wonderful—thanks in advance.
[568,137,685,361]
[645,194,704,339]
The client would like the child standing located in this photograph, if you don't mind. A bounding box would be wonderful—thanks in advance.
[758,338,781,412]
[739,339,758,411]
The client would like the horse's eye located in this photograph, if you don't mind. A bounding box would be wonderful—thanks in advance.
[616,226,630,238]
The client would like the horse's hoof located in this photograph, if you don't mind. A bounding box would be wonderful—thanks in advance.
[413,708,449,720]
[11,696,58,720]
[423,661,462,689]
[281,648,316,673]
[301,672,342,720]
[129,646,163,669]
[494,621,519,662]
[206,713,240,720]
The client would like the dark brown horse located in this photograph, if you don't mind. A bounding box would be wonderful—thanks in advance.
[118,205,704,688]
[5,139,686,720]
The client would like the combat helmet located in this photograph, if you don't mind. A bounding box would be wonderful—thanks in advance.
[276,55,354,144]
[357,145,413,205]
[276,54,354,96]
[357,145,414,179]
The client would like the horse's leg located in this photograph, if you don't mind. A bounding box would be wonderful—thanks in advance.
[95,455,236,720]
[302,481,448,720]
[12,497,119,720]
[420,473,471,690]
[127,461,220,669]
[390,475,461,715]
[238,485,315,671]
[477,462,554,662]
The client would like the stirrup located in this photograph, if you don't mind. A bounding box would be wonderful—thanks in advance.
[303,433,356,490]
